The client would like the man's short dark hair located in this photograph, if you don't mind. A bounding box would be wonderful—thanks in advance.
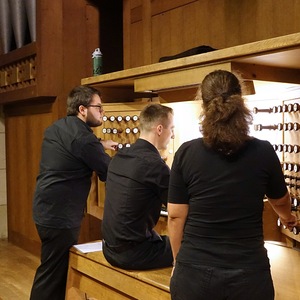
[66,85,100,116]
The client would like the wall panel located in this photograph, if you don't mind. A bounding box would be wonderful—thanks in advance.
[124,0,300,68]
[5,103,54,255]
[129,21,145,68]
[151,0,198,16]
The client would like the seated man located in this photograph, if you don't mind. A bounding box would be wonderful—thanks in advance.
[102,103,175,270]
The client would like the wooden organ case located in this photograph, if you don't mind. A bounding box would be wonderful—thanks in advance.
[78,33,300,300]
[83,32,300,246]
[82,33,300,246]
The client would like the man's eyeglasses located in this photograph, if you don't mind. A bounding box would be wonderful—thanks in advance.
[86,104,103,112]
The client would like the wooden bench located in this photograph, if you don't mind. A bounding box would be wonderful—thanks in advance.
[65,243,172,300]
[65,241,300,300]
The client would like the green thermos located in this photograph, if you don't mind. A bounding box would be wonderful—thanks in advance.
[92,48,102,76]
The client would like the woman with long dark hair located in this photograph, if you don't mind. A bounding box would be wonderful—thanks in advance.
[168,70,297,300]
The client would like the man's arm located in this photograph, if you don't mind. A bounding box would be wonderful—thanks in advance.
[100,139,118,150]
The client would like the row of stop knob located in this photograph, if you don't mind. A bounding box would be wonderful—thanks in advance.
[273,144,300,153]
[253,103,300,114]
[102,127,139,134]
[277,218,300,235]
[282,162,300,173]
[103,115,139,122]
[291,196,300,208]
[285,181,300,191]
[254,122,300,131]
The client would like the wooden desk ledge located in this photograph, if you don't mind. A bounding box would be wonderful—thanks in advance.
[66,244,172,300]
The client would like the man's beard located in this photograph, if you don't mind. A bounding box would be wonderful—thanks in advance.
[86,118,102,127]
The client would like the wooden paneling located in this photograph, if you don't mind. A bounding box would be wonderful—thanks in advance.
[232,62,300,85]
[124,0,300,68]
[0,1,64,103]
[142,1,152,66]
[5,102,55,255]
[35,0,63,98]
[134,62,232,92]
[129,21,145,68]
[151,0,197,16]
[129,0,142,10]
[130,2,142,23]
[57,0,100,118]
[123,0,132,69]
[0,44,37,103]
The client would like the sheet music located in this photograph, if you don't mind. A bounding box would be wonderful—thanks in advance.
[74,241,103,253]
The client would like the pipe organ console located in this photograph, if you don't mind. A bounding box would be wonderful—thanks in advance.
[90,96,300,246]
[90,96,300,244]
[81,33,300,249]
[78,33,300,299]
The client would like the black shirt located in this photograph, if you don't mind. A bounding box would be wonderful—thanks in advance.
[102,139,170,245]
[168,138,287,269]
[33,116,111,229]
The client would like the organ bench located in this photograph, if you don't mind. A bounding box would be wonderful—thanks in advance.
[65,243,172,300]
[65,241,300,300]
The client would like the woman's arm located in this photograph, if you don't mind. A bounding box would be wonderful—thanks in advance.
[268,191,298,230]
[167,203,189,264]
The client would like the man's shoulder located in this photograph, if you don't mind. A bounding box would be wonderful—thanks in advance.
[48,116,70,129]
[110,146,161,169]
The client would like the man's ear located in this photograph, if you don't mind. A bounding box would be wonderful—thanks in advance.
[78,104,87,116]
[157,124,163,136]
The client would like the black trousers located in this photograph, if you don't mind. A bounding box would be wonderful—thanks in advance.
[170,262,274,300]
[30,225,80,300]
[103,235,173,270]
